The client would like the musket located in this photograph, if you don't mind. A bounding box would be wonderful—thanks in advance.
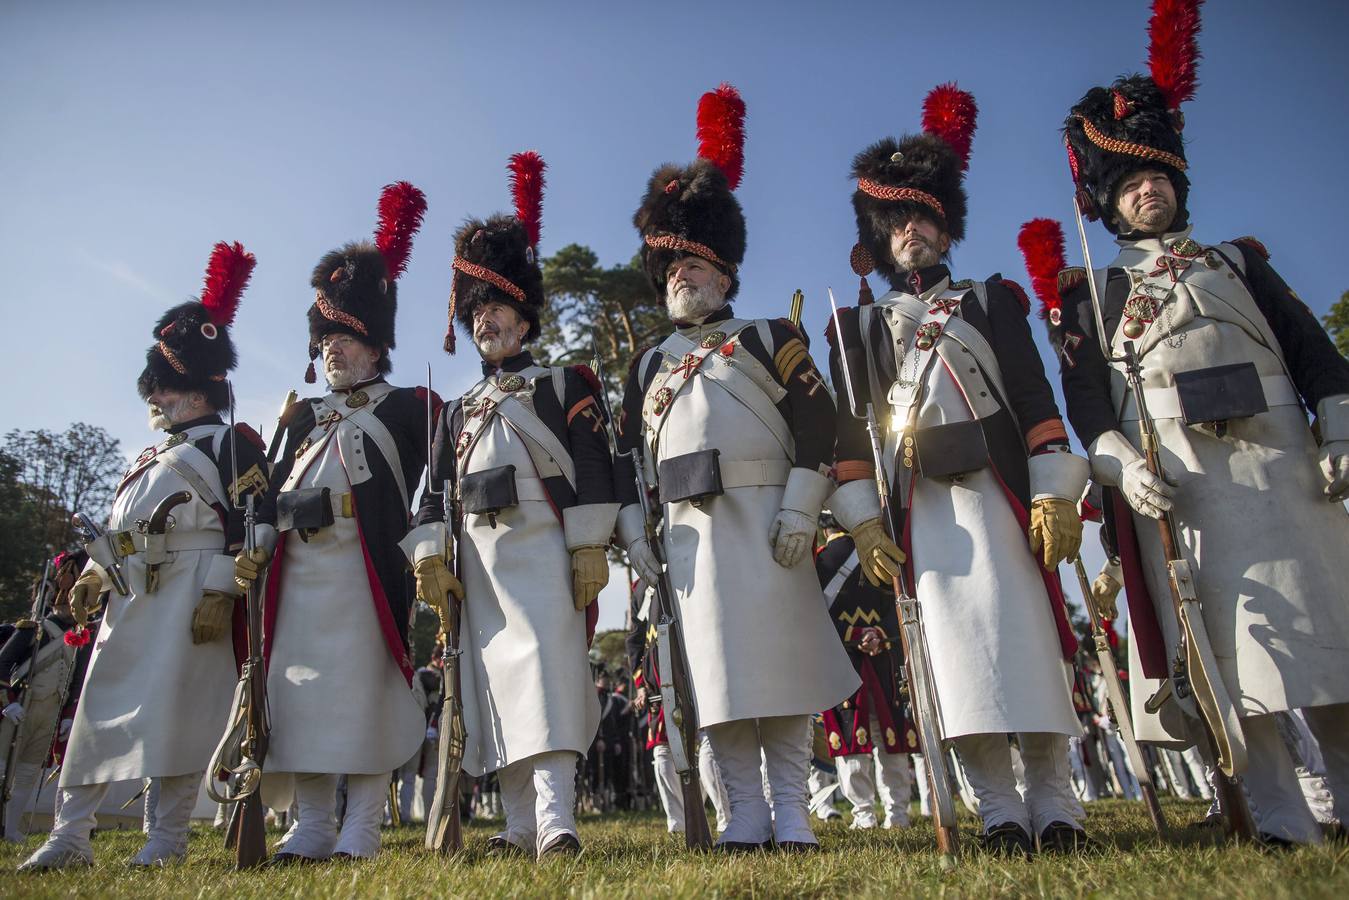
[266,390,298,469]
[206,382,271,868]
[788,289,805,331]
[425,364,467,854]
[0,556,53,835]
[1071,200,1254,840]
[829,288,959,861]
[591,339,712,850]
[1072,555,1167,835]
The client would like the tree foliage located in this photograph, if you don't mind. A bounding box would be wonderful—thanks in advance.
[1322,289,1349,359]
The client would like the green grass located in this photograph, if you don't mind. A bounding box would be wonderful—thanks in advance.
[4,799,1348,899]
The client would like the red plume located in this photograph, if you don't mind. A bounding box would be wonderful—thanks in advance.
[374,181,428,281]
[696,82,746,190]
[921,83,978,171]
[200,241,255,327]
[1148,0,1203,110]
[1017,218,1067,323]
[508,151,547,249]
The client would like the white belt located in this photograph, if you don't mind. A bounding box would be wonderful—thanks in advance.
[719,458,791,489]
[112,530,223,555]
[1121,374,1299,422]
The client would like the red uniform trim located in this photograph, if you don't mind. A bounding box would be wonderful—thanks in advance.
[1110,487,1168,678]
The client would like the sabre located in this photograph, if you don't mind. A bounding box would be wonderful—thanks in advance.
[829,287,959,860]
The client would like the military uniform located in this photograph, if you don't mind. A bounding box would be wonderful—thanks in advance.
[815,533,916,829]
[22,243,266,870]
[397,665,441,823]
[829,85,1089,850]
[1059,22,1349,842]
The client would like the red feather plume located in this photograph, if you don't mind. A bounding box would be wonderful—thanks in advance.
[921,83,978,171]
[508,151,547,249]
[374,181,428,281]
[200,241,255,327]
[696,82,746,190]
[1017,218,1068,322]
[1148,0,1203,110]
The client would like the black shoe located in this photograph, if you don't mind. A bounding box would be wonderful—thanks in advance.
[776,841,821,854]
[979,822,1033,858]
[484,836,531,859]
[538,833,582,859]
[1038,821,1095,854]
[1257,833,1300,852]
[714,840,773,854]
[329,852,371,862]
[265,852,324,867]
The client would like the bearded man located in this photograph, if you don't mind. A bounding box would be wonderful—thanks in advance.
[20,243,267,871]
[615,84,858,851]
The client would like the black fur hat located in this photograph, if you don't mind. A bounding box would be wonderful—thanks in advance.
[137,241,255,411]
[450,215,545,346]
[633,159,746,302]
[1063,75,1190,234]
[307,242,397,374]
[851,133,968,286]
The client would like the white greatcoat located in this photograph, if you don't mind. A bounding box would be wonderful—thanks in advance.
[455,408,599,776]
[1102,230,1349,730]
[62,424,238,787]
[265,432,423,776]
[646,325,858,727]
[871,293,1079,739]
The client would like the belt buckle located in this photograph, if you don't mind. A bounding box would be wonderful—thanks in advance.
[115,532,137,557]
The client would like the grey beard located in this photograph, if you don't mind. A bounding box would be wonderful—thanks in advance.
[147,396,193,431]
[666,282,726,322]
[474,333,518,360]
[326,361,376,390]
[897,241,941,273]
[1125,200,1176,234]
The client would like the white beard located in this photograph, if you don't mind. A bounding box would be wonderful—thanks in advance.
[666,281,726,322]
[326,360,376,390]
[474,333,518,361]
[147,396,195,431]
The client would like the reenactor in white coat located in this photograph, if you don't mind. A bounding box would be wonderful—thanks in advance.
[402,154,612,860]
[1057,2,1349,844]
[828,86,1091,856]
[615,84,859,851]
[20,243,267,871]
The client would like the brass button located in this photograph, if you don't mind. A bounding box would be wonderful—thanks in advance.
[903,458,913,468]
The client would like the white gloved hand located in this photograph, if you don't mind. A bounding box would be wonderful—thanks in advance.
[1319,440,1349,503]
[2,702,24,723]
[624,536,660,586]
[426,726,439,742]
[58,718,72,741]
[1089,430,1175,519]
[768,509,815,568]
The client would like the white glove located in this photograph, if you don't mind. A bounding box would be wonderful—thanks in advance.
[624,536,660,586]
[1319,440,1349,503]
[1088,430,1175,519]
[2,702,24,722]
[426,726,439,742]
[58,718,72,741]
[768,509,815,568]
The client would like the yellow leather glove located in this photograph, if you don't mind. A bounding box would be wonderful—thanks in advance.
[571,546,609,611]
[191,590,234,644]
[414,556,465,624]
[233,547,272,594]
[1091,571,1123,621]
[850,518,906,587]
[69,570,104,626]
[1029,497,1082,569]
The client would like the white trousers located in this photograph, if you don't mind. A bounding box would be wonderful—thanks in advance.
[1100,725,1141,800]
[954,733,1080,835]
[1244,704,1349,843]
[284,771,388,858]
[2,762,42,840]
[49,772,201,856]
[705,715,813,845]
[1068,737,1099,803]
[496,751,579,855]
[652,734,731,834]
[398,746,436,822]
[835,712,911,828]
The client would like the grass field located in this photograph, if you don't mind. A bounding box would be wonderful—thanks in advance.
[4,799,1348,899]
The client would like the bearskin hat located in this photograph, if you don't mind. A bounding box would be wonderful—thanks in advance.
[850,84,976,290]
[634,83,747,303]
[445,152,547,354]
[137,241,255,411]
[1063,0,1201,233]
[305,181,426,381]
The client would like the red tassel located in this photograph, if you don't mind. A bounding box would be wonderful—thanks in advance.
[508,151,546,251]
[200,241,256,327]
[921,83,978,171]
[374,181,428,281]
[858,275,874,307]
[696,82,746,190]
[304,360,317,384]
[64,628,90,647]
[1017,218,1068,324]
[1148,0,1203,110]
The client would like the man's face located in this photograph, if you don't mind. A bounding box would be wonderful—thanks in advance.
[472,301,529,362]
[321,332,381,389]
[1113,169,1178,235]
[664,255,730,322]
[888,216,950,273]
[146,387,202,431]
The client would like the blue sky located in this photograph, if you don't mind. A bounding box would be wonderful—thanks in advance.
[4,0,1347,630]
